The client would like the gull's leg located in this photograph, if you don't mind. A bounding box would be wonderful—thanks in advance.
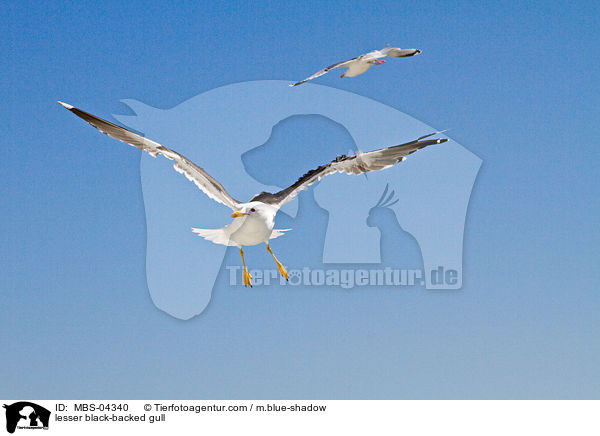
[372,59,386,65]
[266,243,289,280]
[239,247,252,287]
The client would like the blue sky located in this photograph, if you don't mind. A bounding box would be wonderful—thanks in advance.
[1,0,598,398]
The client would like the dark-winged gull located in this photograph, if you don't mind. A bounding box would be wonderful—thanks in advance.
[58,101,446,286]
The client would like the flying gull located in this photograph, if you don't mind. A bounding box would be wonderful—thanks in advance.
[58,101,446,286]
[289,46,422,86]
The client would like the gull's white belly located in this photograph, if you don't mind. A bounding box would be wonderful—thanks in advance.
[345,60,373,77]
[229,215,273,246]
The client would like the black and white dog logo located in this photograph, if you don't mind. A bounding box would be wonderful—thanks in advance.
[3,402,50,433]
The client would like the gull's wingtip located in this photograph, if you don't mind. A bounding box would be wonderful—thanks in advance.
[57,101,74,110]
[417,129,450,141]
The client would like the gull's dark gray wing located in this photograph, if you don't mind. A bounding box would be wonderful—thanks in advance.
[58,101,241,210]
[289,57,358,86]
[252,132,447,207]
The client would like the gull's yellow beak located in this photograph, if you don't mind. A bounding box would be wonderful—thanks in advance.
[231,211,247,218]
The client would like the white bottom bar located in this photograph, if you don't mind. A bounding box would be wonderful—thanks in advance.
[1,400,597,435]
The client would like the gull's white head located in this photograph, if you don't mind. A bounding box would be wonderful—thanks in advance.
[230,201,277,220]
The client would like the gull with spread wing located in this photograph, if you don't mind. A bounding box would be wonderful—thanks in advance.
[59,101,446,286]
[289,46,422,86]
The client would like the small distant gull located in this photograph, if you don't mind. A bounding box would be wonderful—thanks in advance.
[58,101,446,287]
[290,46,422,86]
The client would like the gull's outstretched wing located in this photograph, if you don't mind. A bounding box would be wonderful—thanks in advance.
[58,101,241,210]
[383,47,422,57]
[289,57,358,86]
[252,132,447,207]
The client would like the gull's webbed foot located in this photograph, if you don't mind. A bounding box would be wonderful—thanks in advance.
[266,243,288,281]
[239,247,252,287]
[243,267,253,287]
[276,262,289,281]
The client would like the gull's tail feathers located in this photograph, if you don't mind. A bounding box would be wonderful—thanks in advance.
[269,229,292,240]
[191,227,238,246]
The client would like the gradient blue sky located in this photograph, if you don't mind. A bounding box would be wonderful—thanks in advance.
[1,0,598,398]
